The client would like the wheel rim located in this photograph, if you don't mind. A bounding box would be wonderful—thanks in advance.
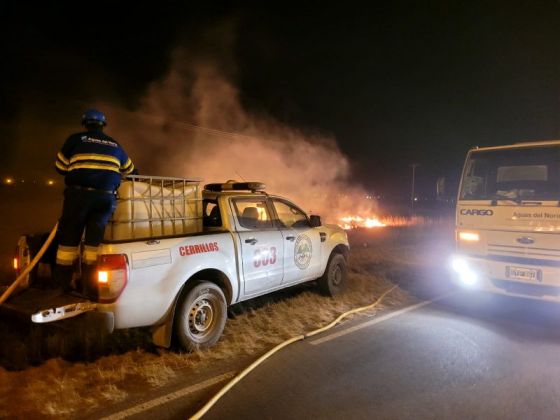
[188,296,216,341]
[331,263,343,286]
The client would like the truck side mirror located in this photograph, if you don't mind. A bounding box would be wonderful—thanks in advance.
[310,215,322,227]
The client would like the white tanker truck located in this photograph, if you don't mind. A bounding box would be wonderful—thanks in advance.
[451,140,560,302]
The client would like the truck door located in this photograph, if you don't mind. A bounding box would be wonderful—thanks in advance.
[232,198,284,297]
[271,199,323,285]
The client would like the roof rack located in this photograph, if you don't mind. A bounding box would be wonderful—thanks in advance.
[204,181,266,192]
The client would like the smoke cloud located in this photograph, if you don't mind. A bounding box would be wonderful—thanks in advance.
[100,50,377,223]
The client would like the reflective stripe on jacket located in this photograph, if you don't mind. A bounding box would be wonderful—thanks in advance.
[55,129,134,191]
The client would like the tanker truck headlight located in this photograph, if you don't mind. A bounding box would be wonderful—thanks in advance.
[451,256,478,286]
[458,231,479,242]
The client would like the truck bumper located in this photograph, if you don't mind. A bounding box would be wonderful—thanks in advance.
[31,302,115,333]
[31,304,115,333]
[0,287,115,333]
[451,254,560,302]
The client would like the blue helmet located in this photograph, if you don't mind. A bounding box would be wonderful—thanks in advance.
[81,109,107,127]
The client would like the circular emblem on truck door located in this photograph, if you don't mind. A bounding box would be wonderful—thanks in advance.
[294,235,312,270]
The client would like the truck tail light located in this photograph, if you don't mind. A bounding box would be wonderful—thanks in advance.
[96,254,128,303]
[15,236,31,275]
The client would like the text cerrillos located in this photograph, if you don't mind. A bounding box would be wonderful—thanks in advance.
[179,242,219,256]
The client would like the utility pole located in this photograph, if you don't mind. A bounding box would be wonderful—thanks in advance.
[410,163,419,214]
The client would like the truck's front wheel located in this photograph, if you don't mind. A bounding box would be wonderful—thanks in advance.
[174,281,227,352]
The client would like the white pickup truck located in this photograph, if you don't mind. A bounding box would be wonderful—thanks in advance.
[12,176,349,351]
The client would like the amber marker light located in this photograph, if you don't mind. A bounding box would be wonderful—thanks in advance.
[458,231,480,242]
[13,257,18,270]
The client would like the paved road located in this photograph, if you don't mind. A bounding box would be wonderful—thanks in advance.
[200,291,560,420]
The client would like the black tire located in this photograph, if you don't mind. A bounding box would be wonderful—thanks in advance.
[318,253,347,296]
[174,281,227,352]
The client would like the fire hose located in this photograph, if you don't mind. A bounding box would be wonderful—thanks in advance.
[0,223,58,306]
[189,284,398,420]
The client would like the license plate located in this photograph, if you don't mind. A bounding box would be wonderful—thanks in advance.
[506,266,542,282]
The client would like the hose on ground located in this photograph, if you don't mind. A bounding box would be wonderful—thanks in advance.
[189,284,398,420]
[0,223,58,306]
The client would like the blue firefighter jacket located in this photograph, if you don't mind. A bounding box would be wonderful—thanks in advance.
[55,129,135,191]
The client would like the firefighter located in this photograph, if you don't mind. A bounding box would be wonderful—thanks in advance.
[54,109,135,296]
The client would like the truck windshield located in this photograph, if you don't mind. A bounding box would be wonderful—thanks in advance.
[460,146,560,201]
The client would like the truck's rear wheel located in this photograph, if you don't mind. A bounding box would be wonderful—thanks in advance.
[318,253,347,296]
[174,281,227,352]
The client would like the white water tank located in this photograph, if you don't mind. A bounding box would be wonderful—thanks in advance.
[104,178,202,241]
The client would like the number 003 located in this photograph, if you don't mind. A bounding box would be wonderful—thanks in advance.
[254,247,277,268]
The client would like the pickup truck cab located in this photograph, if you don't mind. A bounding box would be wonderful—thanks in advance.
[23,177,349,351]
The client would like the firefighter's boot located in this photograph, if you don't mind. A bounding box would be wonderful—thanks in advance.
[81,264,98,300]
[53,264,74,293]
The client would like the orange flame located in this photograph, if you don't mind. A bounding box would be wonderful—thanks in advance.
[339,215,386,230]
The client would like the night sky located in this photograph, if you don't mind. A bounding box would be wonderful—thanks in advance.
[1,1,559,197]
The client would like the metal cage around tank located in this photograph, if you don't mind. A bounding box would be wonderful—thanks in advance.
[104,175,203,241]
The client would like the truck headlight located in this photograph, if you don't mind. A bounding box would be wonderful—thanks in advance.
[450,256,478,286]
[458,231,480,242]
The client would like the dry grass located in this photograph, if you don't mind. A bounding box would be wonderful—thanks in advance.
[0,222,454,418]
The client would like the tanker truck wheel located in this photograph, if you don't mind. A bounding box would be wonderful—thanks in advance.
[318,253,348,296]
[174,281,227,352]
